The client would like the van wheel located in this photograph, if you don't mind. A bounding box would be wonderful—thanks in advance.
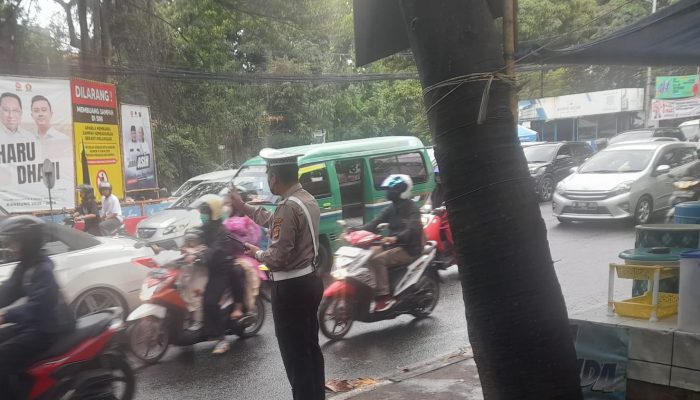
[634,196,653,225]
[317,239,332,274]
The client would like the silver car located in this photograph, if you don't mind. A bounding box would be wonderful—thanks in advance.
[553,141,699,224]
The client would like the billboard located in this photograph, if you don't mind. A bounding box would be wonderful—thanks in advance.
[519,88,645,122]
[655,75,700,100]
[71,79,124,199]
[651,97,700,121]
[0,76,75,213]
[120,104,157,191]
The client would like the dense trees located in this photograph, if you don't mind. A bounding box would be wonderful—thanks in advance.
[0,0,679,190]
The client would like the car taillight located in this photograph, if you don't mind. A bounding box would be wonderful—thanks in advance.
[132,257,159,269]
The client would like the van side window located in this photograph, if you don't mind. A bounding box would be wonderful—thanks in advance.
[370,152,428,189]
[299,164,332,198]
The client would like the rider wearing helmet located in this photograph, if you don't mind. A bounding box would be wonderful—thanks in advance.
[194,194,246,354]
[74,184,101,235]
[0,216,75,398]
[98,181,123,236]
[358,174,423,312]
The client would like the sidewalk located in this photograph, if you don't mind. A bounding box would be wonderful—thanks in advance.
[330,348,483,400]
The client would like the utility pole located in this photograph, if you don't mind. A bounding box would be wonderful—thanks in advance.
[503,0,518,121]
[644,0,658,127]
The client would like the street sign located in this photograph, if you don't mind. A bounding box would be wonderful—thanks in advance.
[43,159,56,190]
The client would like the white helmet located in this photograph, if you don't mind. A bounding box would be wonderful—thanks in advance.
[380,174,413,200]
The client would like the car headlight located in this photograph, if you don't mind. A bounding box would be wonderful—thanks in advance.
[555,182,566,195]
[675,180,700,189]
[612,181,634,196]
[529,166,545,176]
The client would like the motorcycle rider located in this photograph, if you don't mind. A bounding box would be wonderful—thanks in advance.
[98,181,123,236]
[193,194,246,354]
[357,174,423,312]
[74,184,101,235]
[0,216,75,399]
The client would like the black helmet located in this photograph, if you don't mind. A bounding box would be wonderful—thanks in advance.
[77,184,94,195]
[0,215,46,257]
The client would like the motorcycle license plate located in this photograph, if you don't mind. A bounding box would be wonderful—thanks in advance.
[572,201,598,211]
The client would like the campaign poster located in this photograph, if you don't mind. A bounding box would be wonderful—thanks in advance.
[0,76,75,213]
[120,104,157,191]
[71,78,124,199]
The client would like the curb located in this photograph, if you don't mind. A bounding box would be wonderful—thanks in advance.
[329,346,473,399]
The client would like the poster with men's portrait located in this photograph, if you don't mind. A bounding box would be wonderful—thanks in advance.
[121,104,157,191]
[0,76,75,213]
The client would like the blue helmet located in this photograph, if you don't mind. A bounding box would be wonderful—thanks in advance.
[380,174,413,200]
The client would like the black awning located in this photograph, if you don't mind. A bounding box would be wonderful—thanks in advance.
[519,0,700,67]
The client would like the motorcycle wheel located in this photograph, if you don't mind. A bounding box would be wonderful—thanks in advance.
[238,296,266,338]
[318,297,354,340]
[71,353,135,400]
[412,275,440,319]
[128,317,169,365]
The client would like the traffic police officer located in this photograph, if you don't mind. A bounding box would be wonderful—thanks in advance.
[229,148,325,400]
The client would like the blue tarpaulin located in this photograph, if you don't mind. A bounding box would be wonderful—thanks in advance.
[518,125,539,142]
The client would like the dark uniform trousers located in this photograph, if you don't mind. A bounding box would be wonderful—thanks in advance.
[0,324,54,399]
[271,272,325,400]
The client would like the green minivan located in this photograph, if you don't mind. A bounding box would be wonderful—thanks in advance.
[231,136,435,272]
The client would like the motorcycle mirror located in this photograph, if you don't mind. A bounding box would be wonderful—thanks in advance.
[377,223,389,231]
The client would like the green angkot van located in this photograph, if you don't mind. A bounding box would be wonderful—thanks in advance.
[232,136,435,272]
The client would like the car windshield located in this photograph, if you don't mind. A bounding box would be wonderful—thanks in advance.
[608,131,653,145]
[523,145,557,163]
[681,125,700,141]
[170,182,227,209]
[579,149,654,173]
[233,165,278,204]
[172,179,203,198]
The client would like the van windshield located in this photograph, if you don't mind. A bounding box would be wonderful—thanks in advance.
[233,166,278,204]
[172,179,203,198]
[170,182,228,209]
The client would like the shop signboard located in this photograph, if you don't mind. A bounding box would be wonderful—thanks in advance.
[651,97,700,121]
[120,104,157,191]
[655,75,700,100]
[0,76,75,212]
[519,88,644,122]
[571,320,628,399]
[71,78,124,199]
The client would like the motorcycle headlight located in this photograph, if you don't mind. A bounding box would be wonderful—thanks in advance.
[675,180,700,189]
[612,181,634,196]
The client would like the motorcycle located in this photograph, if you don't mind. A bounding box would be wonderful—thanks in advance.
[9,307,135,400]
[318,221,440,340]
[422,206,455,269]
[125,248,267,364]
[666,176,700,223]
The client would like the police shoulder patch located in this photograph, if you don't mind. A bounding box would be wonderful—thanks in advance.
[272,217,283,239]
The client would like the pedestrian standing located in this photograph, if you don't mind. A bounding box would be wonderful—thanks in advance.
[229,148,325,400]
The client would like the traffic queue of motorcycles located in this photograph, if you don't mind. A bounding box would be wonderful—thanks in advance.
[10,196,454,400]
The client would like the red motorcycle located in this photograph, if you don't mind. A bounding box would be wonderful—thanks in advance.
[10,307,135,400]
[422,206,455,269]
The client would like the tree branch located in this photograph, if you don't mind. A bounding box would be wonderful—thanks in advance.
[53,0,79,48]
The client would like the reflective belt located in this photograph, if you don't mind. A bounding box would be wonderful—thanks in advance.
[287,196,318,268]
[268,265,314,282]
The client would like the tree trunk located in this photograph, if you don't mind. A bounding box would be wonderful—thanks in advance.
[99,0,113,65]
[77,0,90,61]
[53,0,80,48]
[398,1,582,398]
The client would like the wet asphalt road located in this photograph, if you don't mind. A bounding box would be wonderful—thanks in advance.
[134,204,637,400]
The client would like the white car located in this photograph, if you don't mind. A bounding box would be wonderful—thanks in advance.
[553,141,698,225]
[167,169,237,202]
[136,178,231,248]
[0,222,156,318]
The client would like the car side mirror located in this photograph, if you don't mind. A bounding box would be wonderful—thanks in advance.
[556,155,571,161]
[569,167,578,174]
[655,165,671,176]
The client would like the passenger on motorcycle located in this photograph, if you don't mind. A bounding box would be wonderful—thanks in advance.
[193,194,246,354]
[74,184,101,236]
[356,174,423,312]
[98,181,123,236]
[0,216,76,399]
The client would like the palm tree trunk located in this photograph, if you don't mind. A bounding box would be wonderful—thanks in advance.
[398,0,582,398]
